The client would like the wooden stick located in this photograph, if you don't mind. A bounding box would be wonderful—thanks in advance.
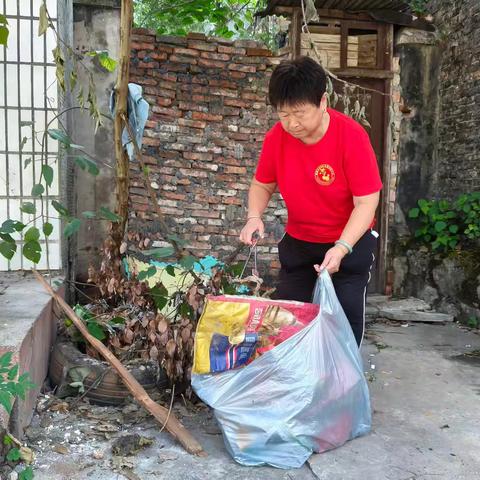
[33,270,206,457]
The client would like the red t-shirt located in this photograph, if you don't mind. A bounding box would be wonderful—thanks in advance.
[255,108,382,243]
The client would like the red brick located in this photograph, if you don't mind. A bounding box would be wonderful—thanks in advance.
[246,47,272,57]
[151,106,182,117]
[173,47,201,57]
[131,35,155,44]
[224,166,247,174]
[223,197,243,205]
[131,41,155,51]
[183,152,213,161]
[169,54,198,65]
[230,71,247,79]
[224,98,248,108]
[163,191,187,201]
[208,79,237,89]
[192,210,220,218]
[192,111,223,122]
[150,51,168,61]
[187,32,207,40]
[228,63,256,73]
[218,45,246,55]
[198,58,226,69]
[156,97,173,107]
[200,51,230,61]
[142,137,161,146]
[132,28,156,36]
[178,118,206,129]
[137,61,160,68]
[187,40,217,52]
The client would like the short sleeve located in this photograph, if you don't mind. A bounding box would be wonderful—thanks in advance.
[343,126,382,196]
[254,128,277,184]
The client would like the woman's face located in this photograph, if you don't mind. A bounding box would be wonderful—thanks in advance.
[276,97,327,141]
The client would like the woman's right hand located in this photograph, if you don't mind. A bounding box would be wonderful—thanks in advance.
[239,218,265,245]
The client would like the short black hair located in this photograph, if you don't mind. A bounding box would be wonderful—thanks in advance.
[268,56,327,110]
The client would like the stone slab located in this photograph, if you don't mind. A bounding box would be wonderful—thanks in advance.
[380,310,454,323]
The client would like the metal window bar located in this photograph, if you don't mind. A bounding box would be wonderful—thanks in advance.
[0,0,60,270]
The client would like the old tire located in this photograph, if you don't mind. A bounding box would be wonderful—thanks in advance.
[49,341,169,405]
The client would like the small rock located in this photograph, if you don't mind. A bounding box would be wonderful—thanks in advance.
[9,472,18,480]
[157,450,179,463]
[93,450,104,460]
[112,434,153,456]
[53,444,69,455]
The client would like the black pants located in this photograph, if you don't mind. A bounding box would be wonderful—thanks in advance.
[273,230,377,347]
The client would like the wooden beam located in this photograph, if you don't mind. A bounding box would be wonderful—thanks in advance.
[331,68,394,79]
[291,7,302,59]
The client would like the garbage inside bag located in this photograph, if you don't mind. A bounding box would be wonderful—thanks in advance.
[193,295,319,374]
[191,270,371,469]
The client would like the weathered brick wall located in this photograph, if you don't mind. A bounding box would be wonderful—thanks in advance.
[427,0,480,196]
[128,29,287,277]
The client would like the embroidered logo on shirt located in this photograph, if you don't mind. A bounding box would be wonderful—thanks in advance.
[314,164,335,186]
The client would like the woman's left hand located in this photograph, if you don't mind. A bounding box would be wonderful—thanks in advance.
[314,245,348,275]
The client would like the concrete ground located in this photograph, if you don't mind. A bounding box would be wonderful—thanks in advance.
[10,319,480,480]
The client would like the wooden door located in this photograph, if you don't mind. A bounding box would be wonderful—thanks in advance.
[332,77,387,292]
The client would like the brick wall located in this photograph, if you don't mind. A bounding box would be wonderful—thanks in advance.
[128,29,287,276]
[427,0,480,196]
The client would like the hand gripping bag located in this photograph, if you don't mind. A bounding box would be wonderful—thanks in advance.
[191,270,371,469]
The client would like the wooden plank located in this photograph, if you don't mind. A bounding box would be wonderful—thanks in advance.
[330,68,394,78]
[291,7,302,59]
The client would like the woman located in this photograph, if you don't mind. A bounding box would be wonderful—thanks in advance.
[239,56,382,347]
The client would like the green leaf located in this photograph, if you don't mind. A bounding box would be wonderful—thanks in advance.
[24,226,40,242]
[143,246,175,259]
[408,207,419,219]
[138,265,157,281]
[43,222,53,236]
[0,391,12,414]
[434,221,447,232]
[24,157,32,169]
[75,156,99,176]
[31,183,45,196]
[7,364,19,381]
[20,202,36,214]
[98,52,118,72]
[47,128,71,147]
[6,447,21,461]
[179,255,197,270]
[448,225,459,233]
[109,316,125,325]
[42,164,54,187]
[150,283,169,310]
[0,26,9,47]
[87,322,106,341]
[98,207,121,222]
[418,199,429,214]
[19,466,34,480]
[3,434,13,446]
[0,241,17,260]
[165,265,176,277]
[179,302,193,318]
[81,211,96,219]
[23,241,42,263]
[1,220,25,233]
[0,351,13,368]
[38,2,49,36]
[64,218,81,238]
[51,200,69,217]
[167,234,187,247]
